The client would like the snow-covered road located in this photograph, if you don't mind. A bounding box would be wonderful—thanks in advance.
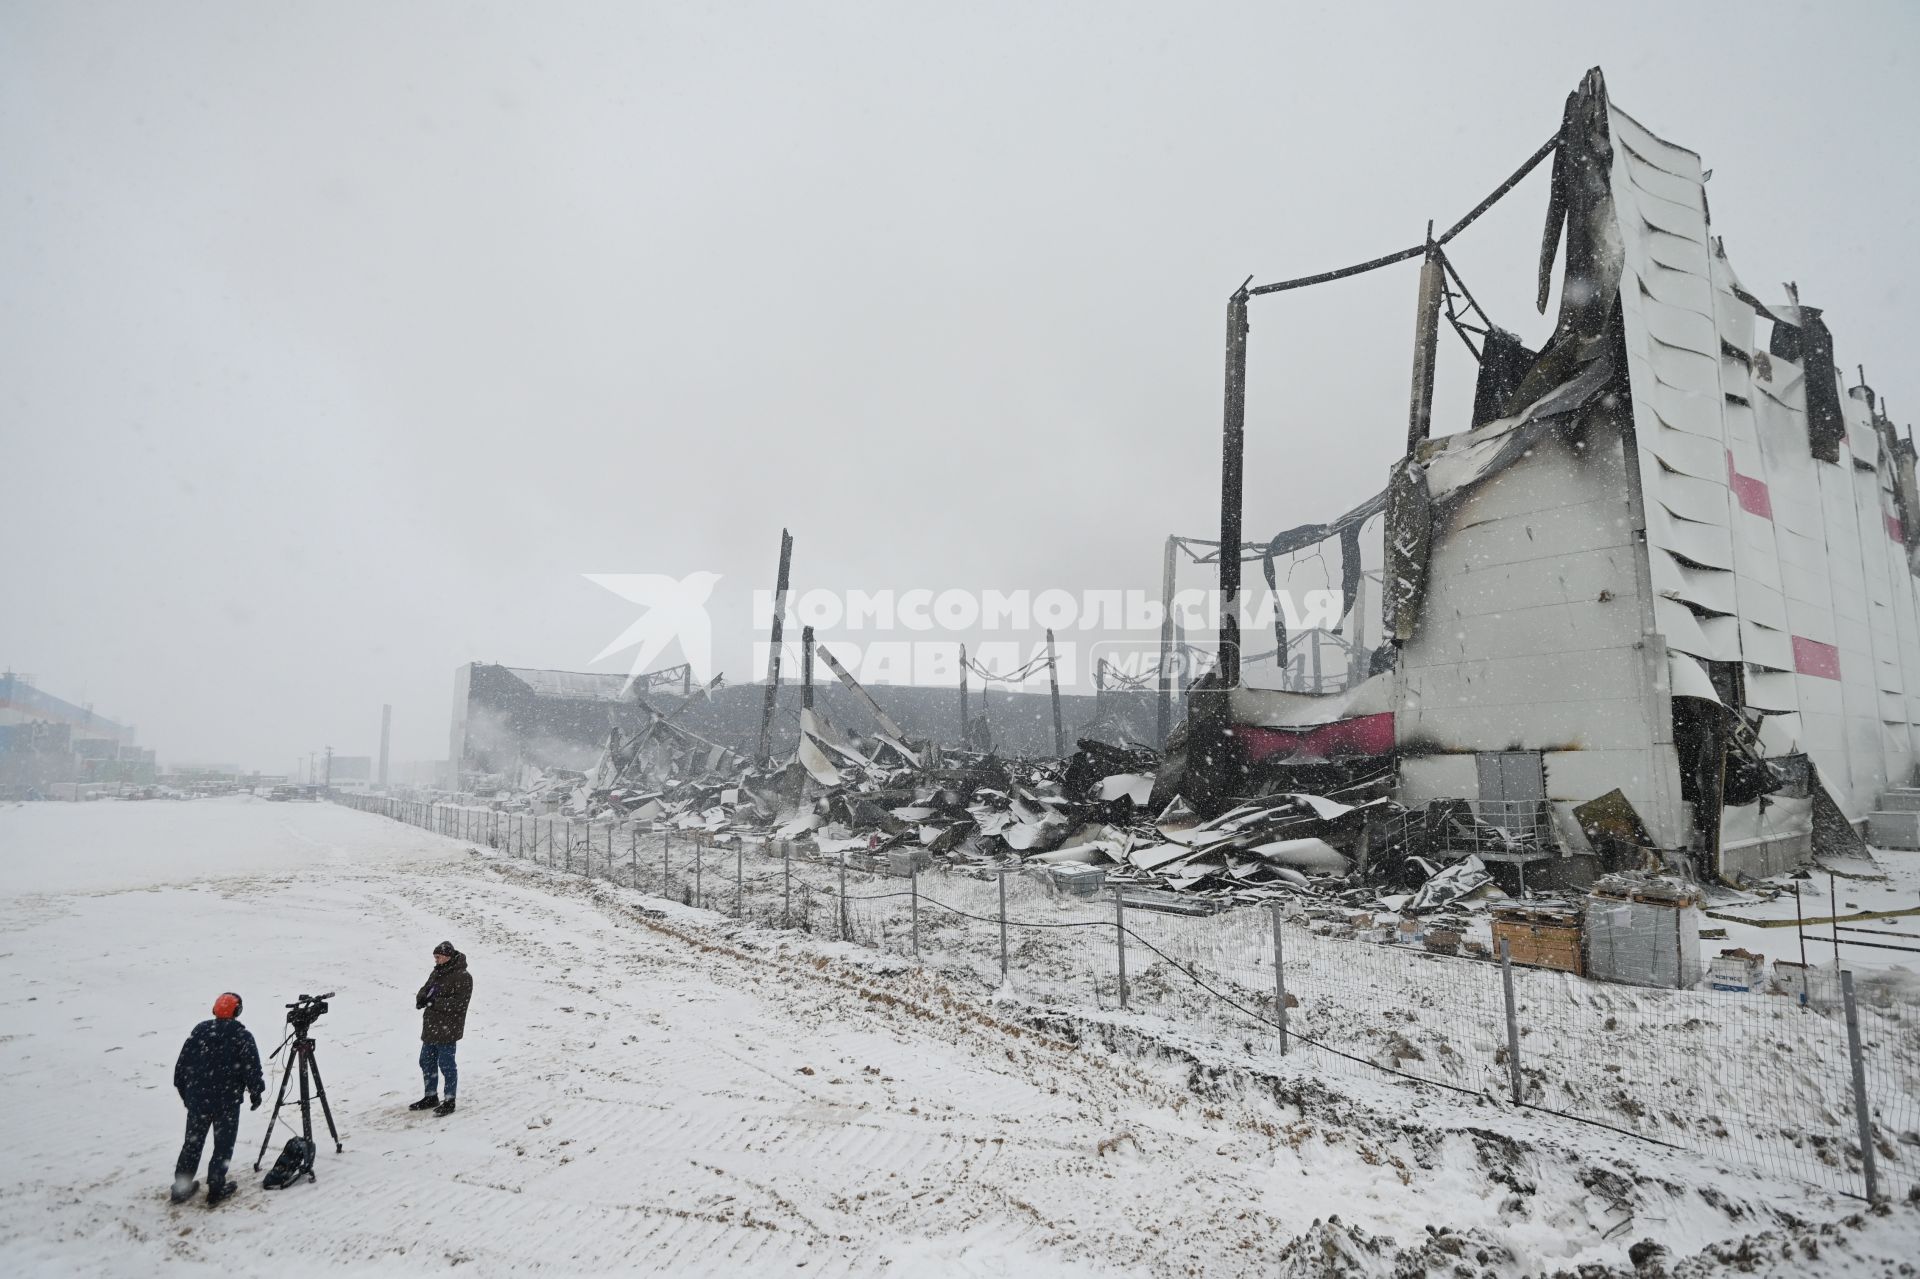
[3,797,1915,1277]
[0,798,1389,1276]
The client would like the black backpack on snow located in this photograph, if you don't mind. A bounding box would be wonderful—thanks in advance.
[261,1136,315,1189]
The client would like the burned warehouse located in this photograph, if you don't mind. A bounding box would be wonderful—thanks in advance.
[1187,68,1920,890]
[451,71,1918,923]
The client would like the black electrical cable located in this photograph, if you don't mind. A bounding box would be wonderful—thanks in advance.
[1246,133,1558,297]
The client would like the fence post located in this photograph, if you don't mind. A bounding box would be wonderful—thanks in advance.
[1270,901,1288,1053]
[838,852,849,941]
[630,826,637,886]
[735,845,743,917]
[1499,938,1523,1105]
[566,820,574,874]
[1830,868,1843,969]
[695,838,703,908]
[663,832,670,897]
[1841,969,1881,1202]
[783,840,792,927]
[910,860,920,960]
[998,868,1010,984]
[1115,887,1128,1009]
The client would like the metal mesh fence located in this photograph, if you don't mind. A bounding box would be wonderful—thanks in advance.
[341,794,1918,1204]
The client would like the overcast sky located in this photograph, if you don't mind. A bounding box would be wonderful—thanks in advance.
[4,1,1916,772]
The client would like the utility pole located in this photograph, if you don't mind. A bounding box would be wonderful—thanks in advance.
[757,528,794,765]
[323,746,333,794]
[958,642,970,748]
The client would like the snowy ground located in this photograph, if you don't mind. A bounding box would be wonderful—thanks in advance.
[1705,850,1920,980]
[2,797,1916,1277]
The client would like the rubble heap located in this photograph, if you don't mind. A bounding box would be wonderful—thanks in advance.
[492,691,1415,906]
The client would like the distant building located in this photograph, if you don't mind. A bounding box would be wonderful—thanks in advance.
[0,672,153,793]
[327,755,372,783]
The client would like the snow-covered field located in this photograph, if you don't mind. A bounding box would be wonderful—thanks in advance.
[2,796,1915,1277]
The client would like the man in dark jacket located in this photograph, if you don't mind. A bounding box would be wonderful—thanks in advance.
[410,941,472,1116]
[171,992,264,1205]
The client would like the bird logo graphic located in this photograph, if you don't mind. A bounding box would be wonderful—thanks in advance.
[583,572,722,692]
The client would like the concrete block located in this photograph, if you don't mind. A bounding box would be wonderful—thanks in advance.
[1867,810,1920,850]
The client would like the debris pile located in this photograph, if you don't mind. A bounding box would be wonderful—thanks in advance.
[496,686,1413,902]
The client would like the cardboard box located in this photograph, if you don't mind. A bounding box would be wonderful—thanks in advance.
[1707,948,1765,992]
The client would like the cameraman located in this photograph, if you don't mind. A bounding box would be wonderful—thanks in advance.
[410,941,471,1116]
[171,992,264,1205]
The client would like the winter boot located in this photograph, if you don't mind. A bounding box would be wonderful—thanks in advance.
[205,1180,237,1207]
[434,1097,456,1117]
[169,1177,200,1205]
[408,1093,439,1111]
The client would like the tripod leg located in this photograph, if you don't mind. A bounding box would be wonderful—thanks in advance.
[297,1045,316,1143]
[297,1045,317,1183]
[303,1047,345,1153]
[254,1047,299,1171]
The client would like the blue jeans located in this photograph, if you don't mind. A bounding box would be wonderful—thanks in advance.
[419,1042,457,1098]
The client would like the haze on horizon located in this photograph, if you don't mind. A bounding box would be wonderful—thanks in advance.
[4,0,1915,772]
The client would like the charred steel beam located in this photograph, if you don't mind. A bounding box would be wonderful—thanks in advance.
[815,643,909,743]
[1246,134,1557,298]
[756,528,793,764]
[1406,235,1445,454]
[1218,285,1250,689]
[801,624,815,711]
[1046,628,1065,757]
[1155,534,1177,747]
[958,642,970,745]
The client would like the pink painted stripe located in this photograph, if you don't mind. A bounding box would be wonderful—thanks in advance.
[1234,713,1396,763]
[1726,450,1773,520]
[1887,513,1906,544]
[1792,636,1841,680]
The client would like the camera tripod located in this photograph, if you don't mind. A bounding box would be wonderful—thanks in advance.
[252,1019,343,1180]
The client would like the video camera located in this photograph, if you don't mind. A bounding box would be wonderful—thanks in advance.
[256,991,344,1183]
[284,992,335,1033]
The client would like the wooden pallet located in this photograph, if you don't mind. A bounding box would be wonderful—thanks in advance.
[1492,915,1584,976]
